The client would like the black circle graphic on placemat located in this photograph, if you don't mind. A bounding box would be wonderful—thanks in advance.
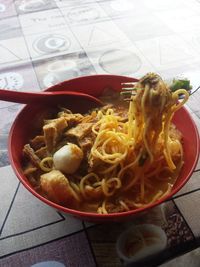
[33,34,70,54]
[99,49,142,75]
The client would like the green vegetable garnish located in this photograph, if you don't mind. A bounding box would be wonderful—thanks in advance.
[170,79,192,92]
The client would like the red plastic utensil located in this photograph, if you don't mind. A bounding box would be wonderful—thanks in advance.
[0,88,102,106]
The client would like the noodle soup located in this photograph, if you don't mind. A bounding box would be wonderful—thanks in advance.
[22,73,189,214]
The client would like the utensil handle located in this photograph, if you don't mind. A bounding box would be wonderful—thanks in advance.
[0,89,73,104]
[0,89,102,106]
[0,89,42,104]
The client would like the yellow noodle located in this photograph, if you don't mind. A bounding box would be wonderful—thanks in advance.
[100,200,108,214]
[39,157,53,172]
[79,173,100,199]
[119,200,130,211]
[101,177,121,197]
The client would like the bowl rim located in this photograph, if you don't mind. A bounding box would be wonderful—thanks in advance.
[8,74,200,220]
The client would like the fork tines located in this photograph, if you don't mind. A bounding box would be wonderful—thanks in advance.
[121,82,136,85]
[121,81,138,100]
[121,81,142,93]
[121,82,135,88]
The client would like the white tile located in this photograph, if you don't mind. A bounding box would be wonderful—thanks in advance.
[24,27,81,59]
[0,166,19,232]
[71,20,130,49]
[135,35,199,72]
[19,9,66,35]
[142,0,200,11]
[114,15,173,42]
[175,171,200,197]
[0,37,30,65]
[174,190,200,238]
[155,7,200,34]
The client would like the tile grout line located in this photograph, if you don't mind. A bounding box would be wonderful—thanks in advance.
[82,221,99,267]
[172,187,200,200]
[0,228,85,260]
[0,182,20,236]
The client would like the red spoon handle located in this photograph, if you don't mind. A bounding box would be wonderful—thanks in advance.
[0,89,101,105]
[0,89,44,104]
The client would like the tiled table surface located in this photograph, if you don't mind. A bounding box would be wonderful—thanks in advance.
[0,0,200,266]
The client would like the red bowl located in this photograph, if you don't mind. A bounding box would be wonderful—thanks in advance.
[9,74,200,222]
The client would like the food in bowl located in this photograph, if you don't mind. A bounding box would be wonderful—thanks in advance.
[22,73,190,214]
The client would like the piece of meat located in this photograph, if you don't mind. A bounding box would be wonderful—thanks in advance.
[24,166,38,176]
[23,164,41,187]
[84,185,103,200]
[65,123,93,140]
[30,135,45,150]
[43,117,67,153]
[58,112,83,126]
[40,170,80,207]
[79,111,97,123]
[88,155,103,170]
[35,146,48,159]
[78,135,94,156]
[23,144,41,168]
